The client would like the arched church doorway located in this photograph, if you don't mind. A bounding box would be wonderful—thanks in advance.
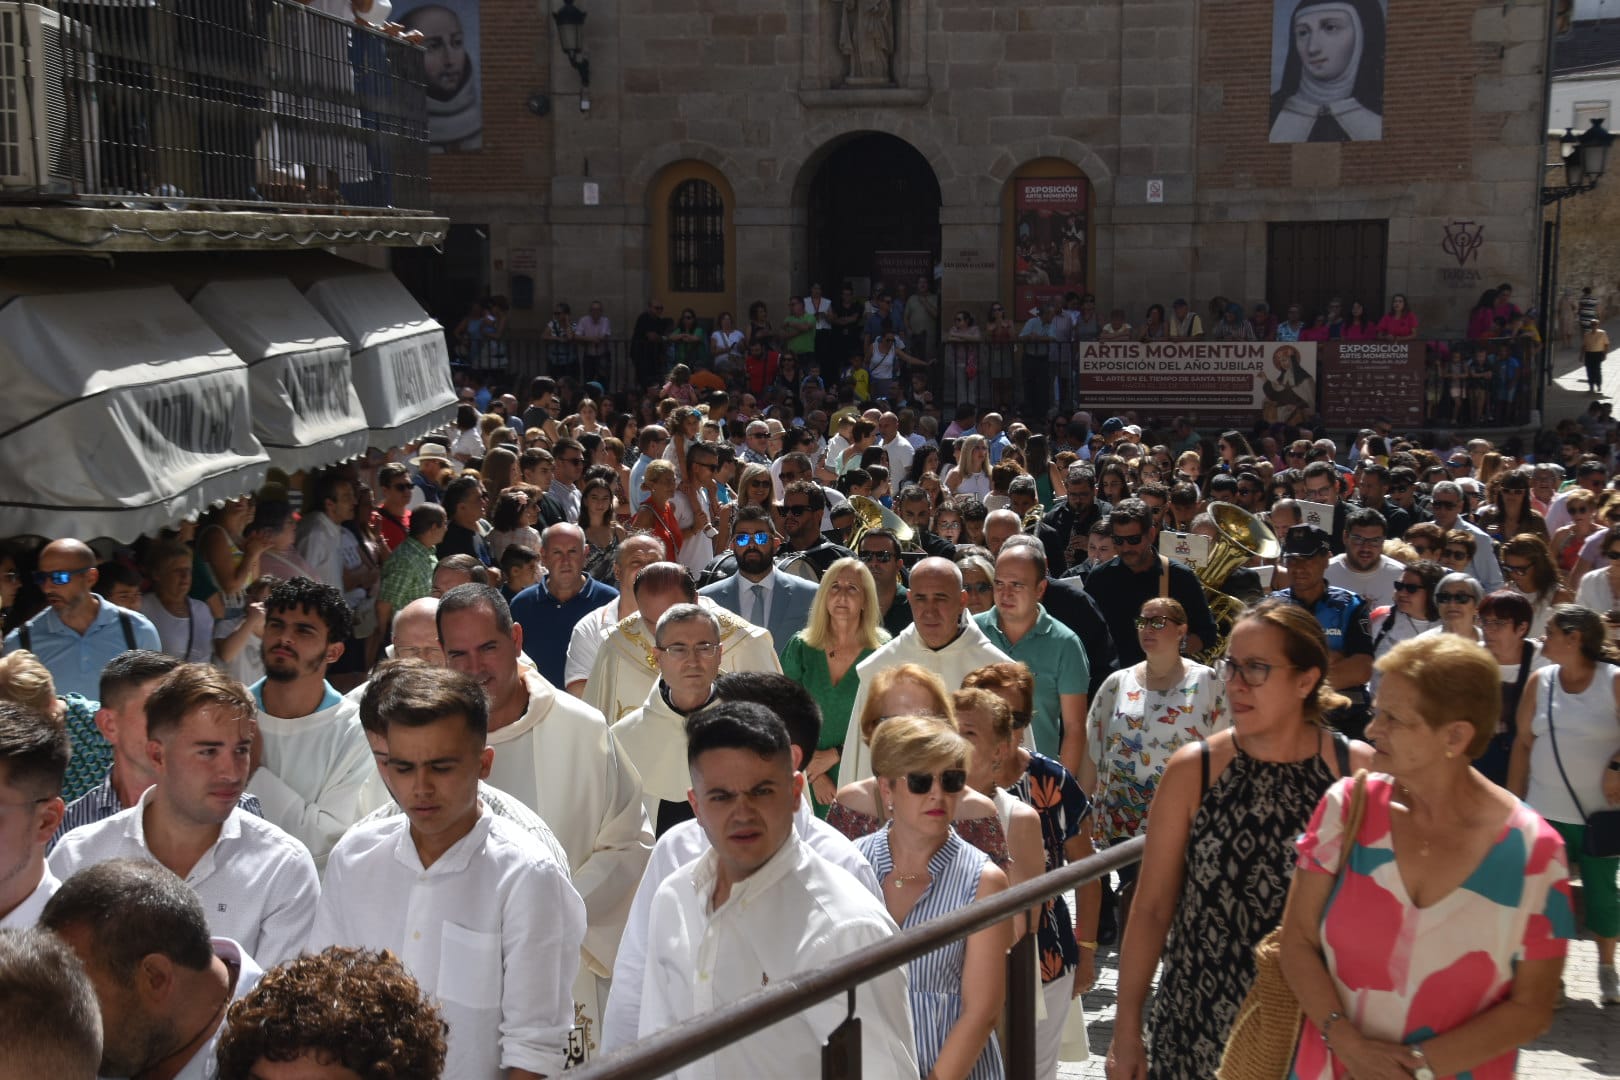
[807,133,941,297]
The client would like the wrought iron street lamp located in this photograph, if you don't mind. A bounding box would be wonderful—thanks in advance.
[553,0,590,89]
[1536,117,1614,411]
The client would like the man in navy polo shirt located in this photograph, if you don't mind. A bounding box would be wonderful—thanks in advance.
[4,540,160,699]
[1268,524,1374,739]
[511,523,618,688]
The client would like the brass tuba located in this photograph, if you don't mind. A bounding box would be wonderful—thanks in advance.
[1190,501,1279,664]
[846,495,917,554]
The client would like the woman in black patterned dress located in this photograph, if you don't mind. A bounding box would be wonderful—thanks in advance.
[1105,600,1374,1080]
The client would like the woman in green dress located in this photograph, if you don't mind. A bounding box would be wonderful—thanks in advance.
[782,556,890,817]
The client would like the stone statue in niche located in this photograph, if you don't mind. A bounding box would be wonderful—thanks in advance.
[837,0,894,85]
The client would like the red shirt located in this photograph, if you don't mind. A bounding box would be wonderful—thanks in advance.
[1376,312,1419,339]
[372,508,409,552]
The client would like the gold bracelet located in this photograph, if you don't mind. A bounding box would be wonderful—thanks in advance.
[1075,939,1098,950]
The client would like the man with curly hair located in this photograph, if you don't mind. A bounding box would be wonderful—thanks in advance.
[215,946,447,1080]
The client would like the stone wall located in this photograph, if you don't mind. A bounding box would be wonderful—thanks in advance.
[420,0,1552,346]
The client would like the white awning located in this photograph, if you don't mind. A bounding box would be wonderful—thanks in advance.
[188,278,371,476]
[299,268,457,450]
[0,281,268,542]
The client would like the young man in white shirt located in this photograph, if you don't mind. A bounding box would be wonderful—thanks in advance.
[0,702,67,929]
[312,663,586,1079]
[603,671,882,1051]
[249,578,374,865]
[1325,507,1406,609]
[50,665,319,969]
[438,583,651,1039]
[632,700,917,1078]
[42,858,265,1080]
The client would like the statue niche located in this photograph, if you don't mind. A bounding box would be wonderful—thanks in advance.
[836,0,894,86]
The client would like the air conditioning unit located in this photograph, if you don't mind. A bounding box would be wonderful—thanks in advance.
[0,2,96,191]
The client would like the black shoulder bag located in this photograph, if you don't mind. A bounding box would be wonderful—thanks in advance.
[1544,678,1620,858]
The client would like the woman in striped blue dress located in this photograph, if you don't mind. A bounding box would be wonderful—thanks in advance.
[857,714,1011,1080]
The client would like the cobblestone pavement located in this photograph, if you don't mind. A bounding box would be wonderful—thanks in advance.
[1055,938,1614,1079]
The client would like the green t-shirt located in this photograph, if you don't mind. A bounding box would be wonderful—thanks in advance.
[784,314,817,355]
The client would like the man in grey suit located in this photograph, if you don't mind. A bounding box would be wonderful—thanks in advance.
[699,505,818,658]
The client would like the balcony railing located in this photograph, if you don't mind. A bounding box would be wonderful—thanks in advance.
[0,0,430,213]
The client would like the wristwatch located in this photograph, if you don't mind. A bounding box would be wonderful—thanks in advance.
[1409,1043,1435,1080]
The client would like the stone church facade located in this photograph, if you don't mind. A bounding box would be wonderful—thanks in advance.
[418,0,1554,340]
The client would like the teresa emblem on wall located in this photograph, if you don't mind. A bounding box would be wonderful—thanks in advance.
[1269,0,1386,143]
[400,0,482,152]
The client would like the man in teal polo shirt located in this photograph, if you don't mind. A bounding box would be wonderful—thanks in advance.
[975,535,1089,779]
[4,540,160,699]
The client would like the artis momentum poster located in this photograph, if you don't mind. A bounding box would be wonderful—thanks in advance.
[1269,0,1386,142]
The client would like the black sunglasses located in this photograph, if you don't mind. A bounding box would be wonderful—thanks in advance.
[859,550,896,564]
[1392,581,1425,594]
[1112,532,1147,546]
[905,770,968,795]
[1436,592,1475,604]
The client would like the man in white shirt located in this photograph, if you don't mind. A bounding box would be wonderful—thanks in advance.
[603,671,882,1051]
[1325,507,1406,609]
[632,700,916,1078]
[249,578,374,865]
[294,473,356,591]
[566,534,664,696]
[878,411,914,477]
[840,557,1013,782]
[437,583,652,1042]
[584,563,780,723]
[312,663,586,1079]
[0,928,101,1078]
[43,858,265,1080]
[0,702,67,929]
[50,665,319,968]
[612,603,723,836]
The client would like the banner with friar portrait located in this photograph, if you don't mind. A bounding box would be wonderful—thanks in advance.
[1075,341,1318,424]
[1269,0,1386,142]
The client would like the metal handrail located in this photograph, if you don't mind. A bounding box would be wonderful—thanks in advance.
[573,834,1146,1080]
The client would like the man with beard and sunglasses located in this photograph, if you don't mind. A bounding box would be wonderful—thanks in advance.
[699,506,817,658]
[1084,500,1216,666]
[4,539,160,700]
[248,578,373,867]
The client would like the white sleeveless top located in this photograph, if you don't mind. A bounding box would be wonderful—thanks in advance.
[1528,662,1620,825]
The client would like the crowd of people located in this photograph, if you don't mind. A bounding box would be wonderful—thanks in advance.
[0,298,1613,1079]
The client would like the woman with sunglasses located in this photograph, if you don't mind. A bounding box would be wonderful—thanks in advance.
[1424,572,1485,642]
[1574,524,1620,615]
[1371,560,1446,691]
[1108,600,1371,1080]
[1437,529,1477,576]
[956,554,996,617]
[1086,597,1226,928]
[1475,590,1547,785]
[1477,471,1549,543]
[1551,492,1601,573]
[855,714,1012,1080]
[1500,534,1572,637]
[829,664,1011,867]
[1509,605,1620,1005]
[783,557,890,817]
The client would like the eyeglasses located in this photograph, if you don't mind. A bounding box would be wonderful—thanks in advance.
[1572,506,1593,515]
[1442,548,1471,559]
[390,482,413,492]
[733,531,772,548]
[1389,484,1411,493]
[904,769,968,795]
[1435,592,1475,605]
[1134,615,1183,631]
[1236,487,1260,497]
[1392,581,1425,594]
[1606,550,1620,561]
[1502,563,1532,577]
[1431,500,1459,510]
[1112,532,1146,546]
[1480,618,1519,632]
[33,568,88,586]
[1346,534,1384,547]
[559,456,585,466]
[656,643,721,660]
[963,581,993,595]
[1214,657,1293,688]
[780,504,812,517]
[859,550,896,565]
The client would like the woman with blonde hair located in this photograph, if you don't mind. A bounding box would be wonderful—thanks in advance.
[856,714,1011,1080]
[782,557,891,815]
[1107,600,1372,1080]
[944,434,993,499]
[1280,633,1572,1077]
[954,687,1045,929]
[1551,490,1601,573]
[0,649,106,802]
[630,459,683,561]
[829,664,1010,866]
[1500,533,1572,635]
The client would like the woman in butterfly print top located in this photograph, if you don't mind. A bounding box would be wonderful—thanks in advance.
[1085,598,1229,845]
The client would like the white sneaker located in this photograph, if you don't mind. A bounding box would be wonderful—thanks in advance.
[1600,965,1620,1006]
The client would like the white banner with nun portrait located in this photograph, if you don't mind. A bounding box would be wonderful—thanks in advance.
[399,0,482,152]
[1270,0,1386,142]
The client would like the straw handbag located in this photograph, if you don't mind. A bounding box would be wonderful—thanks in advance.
[1216,769,1368,1080]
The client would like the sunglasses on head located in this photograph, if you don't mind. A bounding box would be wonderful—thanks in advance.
[733,531,772,548]
[904,770,968,795]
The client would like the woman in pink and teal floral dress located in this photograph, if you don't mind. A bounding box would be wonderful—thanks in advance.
[1280,634,1573,1080]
